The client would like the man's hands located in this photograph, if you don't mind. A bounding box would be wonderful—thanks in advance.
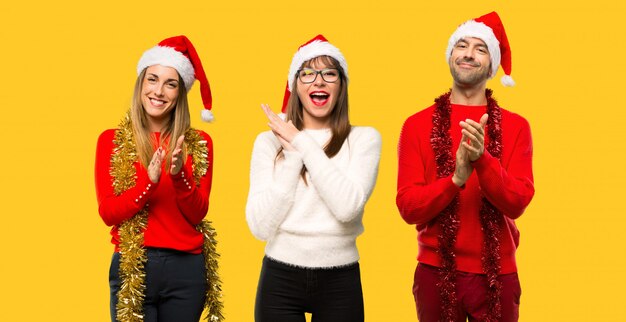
[452,139,472,187]
[460,114,488,162]
[452,113,488,187]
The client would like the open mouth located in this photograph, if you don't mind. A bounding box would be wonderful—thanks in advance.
[309,92,330,106]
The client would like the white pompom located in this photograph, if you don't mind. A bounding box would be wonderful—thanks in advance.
[278,113,287,121]
[501,75,516,87]
[201,109,215,122]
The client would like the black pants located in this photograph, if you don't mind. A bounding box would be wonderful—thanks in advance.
[109,248,206,322]
[255,256,364,322]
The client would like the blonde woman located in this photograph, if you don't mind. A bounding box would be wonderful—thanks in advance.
[95,36,221,322]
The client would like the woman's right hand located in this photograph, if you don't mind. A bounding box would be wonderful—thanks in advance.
[261,104,298,151]
[148,147,165,183]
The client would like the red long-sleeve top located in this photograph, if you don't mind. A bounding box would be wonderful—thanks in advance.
[95,129,213,254]
[396,103,534,274]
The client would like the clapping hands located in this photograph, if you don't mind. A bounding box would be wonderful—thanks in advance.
[261,104,300,151]
[452,113,488,187]
[147,135,185,183]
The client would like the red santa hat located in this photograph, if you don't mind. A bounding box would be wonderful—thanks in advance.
[137,35,214,122]
[446,11,515,87]
[280,34,348,117]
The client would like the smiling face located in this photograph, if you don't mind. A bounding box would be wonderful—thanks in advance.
[140,64,181,130]
[449,37,492,88]
[295,57,342,129]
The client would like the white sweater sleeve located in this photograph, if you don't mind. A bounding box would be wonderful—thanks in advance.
[245,132,304,241]
[291,127,382,223]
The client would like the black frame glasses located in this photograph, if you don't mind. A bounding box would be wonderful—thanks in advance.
[297,68,340,84]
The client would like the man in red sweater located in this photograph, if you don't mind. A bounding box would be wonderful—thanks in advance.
[396,12,534,322]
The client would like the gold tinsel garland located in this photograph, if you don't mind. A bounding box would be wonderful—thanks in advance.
[111,112,223,322]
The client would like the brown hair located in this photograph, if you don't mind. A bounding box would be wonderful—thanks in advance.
[130,68,190,170]
[281,55,352,180]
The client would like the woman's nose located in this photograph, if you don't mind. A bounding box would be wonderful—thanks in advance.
[153,84,164,96]
[313,73,325,86]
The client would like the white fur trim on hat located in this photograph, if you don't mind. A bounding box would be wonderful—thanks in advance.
[446,20,501,79]
[137,46,196,90]
[287,41,348,92]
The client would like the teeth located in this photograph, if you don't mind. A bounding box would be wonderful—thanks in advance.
[310,93,328,97]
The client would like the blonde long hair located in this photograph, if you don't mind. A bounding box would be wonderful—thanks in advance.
[130,68,190,169]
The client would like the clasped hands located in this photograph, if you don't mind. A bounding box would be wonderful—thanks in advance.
[452,113,488,187]
[261,104,300,151]
[148,135,185,183]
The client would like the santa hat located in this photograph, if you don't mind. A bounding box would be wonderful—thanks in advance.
[137,35,214,122]
[280,34,348,117]
[446,12,515,87]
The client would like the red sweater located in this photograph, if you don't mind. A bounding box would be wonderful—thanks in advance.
[396,103,534,274]
[95,129,213,254]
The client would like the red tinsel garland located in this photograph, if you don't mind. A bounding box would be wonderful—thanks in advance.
[430,89,503,321]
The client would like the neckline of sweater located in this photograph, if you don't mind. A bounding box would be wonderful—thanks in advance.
[303,128,332,135]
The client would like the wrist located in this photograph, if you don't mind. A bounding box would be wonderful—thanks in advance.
[470,153,483,163]
[148,171,160,184]
[451,174,465,187]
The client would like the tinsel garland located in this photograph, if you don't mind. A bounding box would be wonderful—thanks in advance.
[430,89,503,321]
[186,129,225,322]
[431,91,460,321]
[110,112,223,322]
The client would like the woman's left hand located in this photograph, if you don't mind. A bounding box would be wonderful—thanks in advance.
[261,104,300,150]
[170,135,185,175]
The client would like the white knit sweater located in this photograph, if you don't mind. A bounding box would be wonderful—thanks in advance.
[246,126,382,268]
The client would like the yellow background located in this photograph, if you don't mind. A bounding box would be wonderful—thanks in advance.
[1,0,624,321]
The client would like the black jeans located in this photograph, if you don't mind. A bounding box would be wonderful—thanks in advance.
[255,256,364,322]
[109,248,206,322]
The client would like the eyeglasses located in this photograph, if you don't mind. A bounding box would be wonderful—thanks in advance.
[297,68,340,84]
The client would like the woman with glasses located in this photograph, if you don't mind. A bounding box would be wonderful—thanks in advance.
[246,35,382,322]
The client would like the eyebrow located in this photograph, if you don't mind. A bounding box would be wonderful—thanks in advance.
[456,39,487,48]
[146,73,179,83]
[302,67,337,71]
